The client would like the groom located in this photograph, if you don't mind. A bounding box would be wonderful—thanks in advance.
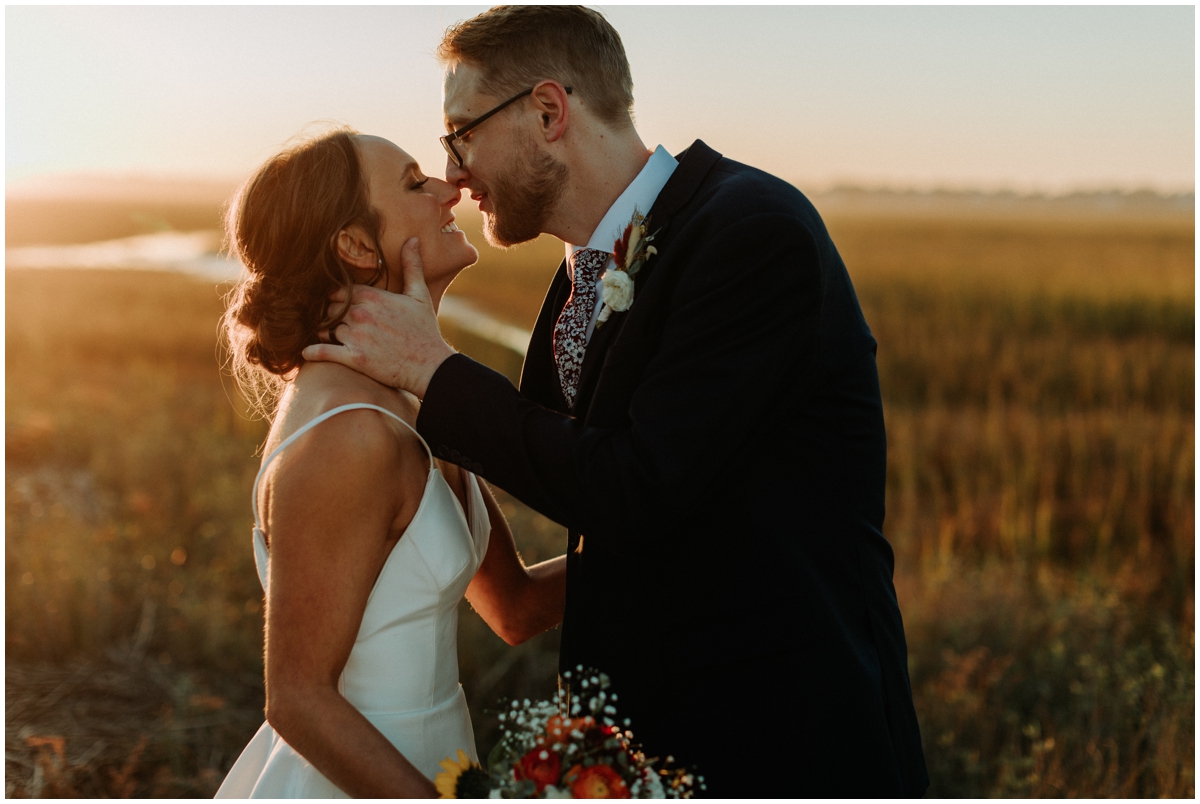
[305,6,928,797]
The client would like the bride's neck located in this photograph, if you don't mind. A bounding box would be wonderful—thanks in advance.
[425,276,451,316]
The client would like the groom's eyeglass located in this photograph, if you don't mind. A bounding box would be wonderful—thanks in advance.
[440,86,573,169]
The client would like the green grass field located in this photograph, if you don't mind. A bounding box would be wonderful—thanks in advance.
[5,203,1193,797]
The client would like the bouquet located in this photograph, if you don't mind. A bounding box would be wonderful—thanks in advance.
[436,669,702,798]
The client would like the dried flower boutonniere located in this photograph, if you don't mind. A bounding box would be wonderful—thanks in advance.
[597,207,658,327]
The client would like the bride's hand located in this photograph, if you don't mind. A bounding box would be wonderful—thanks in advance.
[302,237,456,398]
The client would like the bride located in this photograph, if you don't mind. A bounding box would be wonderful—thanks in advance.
[215,128,566,798]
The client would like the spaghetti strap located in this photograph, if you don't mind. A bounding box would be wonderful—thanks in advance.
[251,403,432,532]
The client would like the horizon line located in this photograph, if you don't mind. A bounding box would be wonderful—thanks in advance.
[6,169,1194,204]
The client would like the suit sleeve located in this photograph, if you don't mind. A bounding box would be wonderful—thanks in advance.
[417,212,822,542]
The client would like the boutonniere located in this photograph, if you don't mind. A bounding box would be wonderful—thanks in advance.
[596,207,658,327]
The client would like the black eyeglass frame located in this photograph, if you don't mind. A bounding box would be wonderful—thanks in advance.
[440,85,573,168]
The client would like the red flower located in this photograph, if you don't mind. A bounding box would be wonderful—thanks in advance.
[514,747,561,793]
[613,221,633,269]
[566,763,631,799]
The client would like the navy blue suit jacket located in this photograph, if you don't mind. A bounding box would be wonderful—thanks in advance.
[418,141,928,797]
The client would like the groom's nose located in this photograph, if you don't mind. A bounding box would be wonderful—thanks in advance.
[445,155,471,188]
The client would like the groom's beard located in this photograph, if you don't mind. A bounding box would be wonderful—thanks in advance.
[482,139,568,249]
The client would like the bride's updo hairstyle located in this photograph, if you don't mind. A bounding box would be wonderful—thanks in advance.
[222,127,386,417]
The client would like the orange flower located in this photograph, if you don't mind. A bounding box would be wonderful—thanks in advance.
[565,763,630,799]
[514,747,561,793]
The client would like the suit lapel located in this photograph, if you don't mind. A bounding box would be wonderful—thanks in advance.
[638,140,723,275]
[518,259,572,414]
[651,142,721,218]
[522,141,725,419]
[572,141,724,417]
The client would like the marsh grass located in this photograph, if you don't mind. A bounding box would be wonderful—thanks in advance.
[4,208,1193,797]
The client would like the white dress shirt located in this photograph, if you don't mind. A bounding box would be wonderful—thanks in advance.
[565,145,678,343]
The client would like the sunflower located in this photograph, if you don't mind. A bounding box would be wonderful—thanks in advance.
[435,749,493,799]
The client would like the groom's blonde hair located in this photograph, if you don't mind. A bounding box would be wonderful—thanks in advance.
[437,5,634,129]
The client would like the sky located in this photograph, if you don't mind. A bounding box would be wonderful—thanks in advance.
[5,5,1195,194]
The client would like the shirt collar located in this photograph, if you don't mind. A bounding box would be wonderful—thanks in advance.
[566,145,679,264]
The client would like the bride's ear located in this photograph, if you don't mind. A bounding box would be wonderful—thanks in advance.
[336,226,379,271]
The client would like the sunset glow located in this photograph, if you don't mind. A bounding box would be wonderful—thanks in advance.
[6,5,1194,194]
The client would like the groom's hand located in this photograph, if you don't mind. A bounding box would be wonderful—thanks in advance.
[301,237,455,398]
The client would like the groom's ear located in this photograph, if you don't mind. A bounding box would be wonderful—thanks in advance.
[336,226,380,271]
[530,80,569,143]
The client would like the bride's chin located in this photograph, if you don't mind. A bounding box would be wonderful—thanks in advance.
[453,243,480,272]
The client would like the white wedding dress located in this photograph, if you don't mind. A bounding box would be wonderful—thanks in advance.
[216,403,488,798]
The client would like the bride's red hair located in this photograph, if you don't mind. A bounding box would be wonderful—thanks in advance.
[222,127,385,417]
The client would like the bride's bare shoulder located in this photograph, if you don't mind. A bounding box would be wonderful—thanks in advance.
[257,365,429,551]
[263,362,424,484]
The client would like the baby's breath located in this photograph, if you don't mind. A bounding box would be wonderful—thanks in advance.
[435,669,697,798]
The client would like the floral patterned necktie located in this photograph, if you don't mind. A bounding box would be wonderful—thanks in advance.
[553,248,609,409]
